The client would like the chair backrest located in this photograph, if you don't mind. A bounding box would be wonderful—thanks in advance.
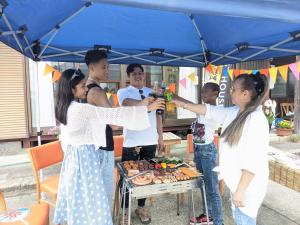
[114,135,123,157]
[280,103,294,117]
[27,140,64,171]
[0,192,6,212]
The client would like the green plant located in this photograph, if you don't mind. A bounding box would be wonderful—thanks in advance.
[276,120,293,129]
[289,134,300,143]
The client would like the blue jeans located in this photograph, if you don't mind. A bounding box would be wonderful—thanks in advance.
[194,143,223,225]
[232,206,256,225]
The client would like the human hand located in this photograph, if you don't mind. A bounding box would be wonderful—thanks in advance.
[232,189,245,207]
[171,99,185,108]
[147,98,165,112]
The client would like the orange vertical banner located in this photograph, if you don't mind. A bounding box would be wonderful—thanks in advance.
[169,83,176,93]
[112,94,119,107]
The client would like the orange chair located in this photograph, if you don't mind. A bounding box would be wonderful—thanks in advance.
[27,140,64,207]
[113,135,124,158]
[0,192,49,225]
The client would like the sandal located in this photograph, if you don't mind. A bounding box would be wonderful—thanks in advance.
[135,208,151,224]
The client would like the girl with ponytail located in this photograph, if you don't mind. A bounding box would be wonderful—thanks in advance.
[173,73,269,225]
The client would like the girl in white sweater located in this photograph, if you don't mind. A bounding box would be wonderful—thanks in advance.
[53,69,164,225]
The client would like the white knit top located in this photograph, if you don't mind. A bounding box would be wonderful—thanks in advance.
[60,101,150,150]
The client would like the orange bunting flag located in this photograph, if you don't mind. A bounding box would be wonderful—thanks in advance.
[206,64,214,74]
[112,94,119,107]
[297,61,300,73]
[259,68,269,77]
[233,69,240,77]
[228,69,234,80]
[278,65,289,83]
[269,67,278,83]
[52,70,62,82]
[169,83,176,93]
[44,64,56,76]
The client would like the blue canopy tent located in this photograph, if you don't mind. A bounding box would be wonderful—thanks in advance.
[1,0,300,67]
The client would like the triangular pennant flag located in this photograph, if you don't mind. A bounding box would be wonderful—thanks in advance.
[169,83,176,93]
[252,70,259,75]
[179,77,187,88]
[269,67,278,83]
[206,64,214,74]
[240,69,246,74]
[217,66,223,76]
[228,69,234,80]
[44,64,56,76]
[289,62,300,80]
[52,70,61,82]
[259,68,269,77]
[216,73,222,84]
[245,70,252,74]
[106,92,112,99]
[222,66,228,77]
[278,65,289,83]
[112,94,119,107]
[297,61,300,73]
[233,69,240,77]
[188,72,196,83]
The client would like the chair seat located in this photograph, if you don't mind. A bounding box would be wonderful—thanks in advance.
[40,174,60,199]
[0,202,49,225]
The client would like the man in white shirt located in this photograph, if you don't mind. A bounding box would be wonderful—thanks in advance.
[117,63,164,224]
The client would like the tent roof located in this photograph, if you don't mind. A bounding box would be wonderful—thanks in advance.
[1,0,300,67]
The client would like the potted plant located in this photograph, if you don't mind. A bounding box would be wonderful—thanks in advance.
[263,99,275,131]
[276,120,293,136]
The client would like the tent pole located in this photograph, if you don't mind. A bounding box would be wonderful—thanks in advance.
[294,56,300,135]
[249,45,300,54]
[1,13,23,52]
[42,45,86,58]
[189,14,208,64]
[35,61,45,199]
[242,36,293,61]
[211,48,238,64]
[23,35,35,58]
[38,29,59,58]
[210,51,242,61]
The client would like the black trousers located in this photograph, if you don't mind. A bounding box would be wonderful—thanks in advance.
[121,145,157,208]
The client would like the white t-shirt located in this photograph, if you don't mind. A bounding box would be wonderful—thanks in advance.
[192,109,218,145]
[205,104,269,218]
[117,85,158,147]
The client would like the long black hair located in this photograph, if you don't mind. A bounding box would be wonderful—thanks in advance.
[55,69,85,125]
[221,73,268,146]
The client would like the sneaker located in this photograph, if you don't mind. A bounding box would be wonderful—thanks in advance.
[190,214,213,225]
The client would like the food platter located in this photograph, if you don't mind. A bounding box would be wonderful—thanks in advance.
[121,158,201,186]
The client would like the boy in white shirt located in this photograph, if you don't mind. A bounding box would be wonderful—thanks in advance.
[190,82,223,225]
[117,63,164,224]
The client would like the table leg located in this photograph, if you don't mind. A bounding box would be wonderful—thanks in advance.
[179,193,185,206]
[165,145,171,158]
[176,193,180,216]
[121,179,126,225]
[187,190,192,225]
[201,179,210,225]
[191,190,196,222]
[128,188,132,225]
[113,179,121,224]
